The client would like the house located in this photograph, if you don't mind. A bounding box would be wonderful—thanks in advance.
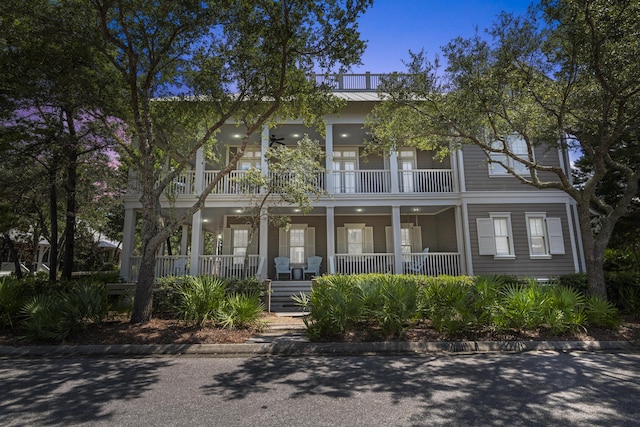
[119,73,585,307]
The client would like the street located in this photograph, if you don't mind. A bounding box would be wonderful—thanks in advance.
[1,351,639,426]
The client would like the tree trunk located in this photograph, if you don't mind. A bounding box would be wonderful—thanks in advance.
[577,206,608,299]
[48,156,59,282]
[61,110,78,280]
[3,233,23,280]
[130,252,157,324]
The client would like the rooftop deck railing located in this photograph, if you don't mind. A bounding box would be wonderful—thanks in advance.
[309,73,387,91]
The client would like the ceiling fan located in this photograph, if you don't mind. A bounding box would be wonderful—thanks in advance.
[269,135,285,147]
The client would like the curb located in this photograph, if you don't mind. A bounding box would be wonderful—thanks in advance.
[0,340,638,357]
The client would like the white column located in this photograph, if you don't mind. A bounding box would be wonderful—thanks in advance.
[194,147,205,194]
[120,208,136,281]
[259,207,269,280]
[261,125,269,177]
[392,206,403,274]
[454,205,466,275]
[389,149,400,193]
[180,224,189,256]
[189,210,203,275]
[326,206,335,273]
[455,148,466,193]
[325,122,334,194]
[461,200,474,276]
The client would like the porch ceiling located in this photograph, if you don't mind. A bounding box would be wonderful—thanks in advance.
[217,123,370,147]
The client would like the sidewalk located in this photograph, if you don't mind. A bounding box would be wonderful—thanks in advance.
[0,313,638,357]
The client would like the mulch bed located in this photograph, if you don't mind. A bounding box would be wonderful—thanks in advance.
[1,313,639,346]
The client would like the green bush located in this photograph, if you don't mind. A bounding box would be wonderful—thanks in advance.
[19,282,109,342]
[223,277,264,296]
[585,296,621,328]
[175,276,226,326]
[217,292,265,329]
[418,276,476,334]
[0,278,29,328]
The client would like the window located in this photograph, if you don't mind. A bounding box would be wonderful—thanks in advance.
[289,228,305,264]
[525,213,565,258]
[236,147,261,170]
[488,134,531,176]
[476,213,515,259]
[232,229,248,265]
[400,227,412,260]
[333,150,358,193]
[347,227,363,254]
[399,149,416,192]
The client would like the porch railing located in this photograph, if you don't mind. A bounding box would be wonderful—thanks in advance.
[198,255,260,278]
[309,73,386,91]
[398,169,454,193]
[333,253,395,275]
[402,252,462,276]
[129,255,261,281]
[129,255,190,282]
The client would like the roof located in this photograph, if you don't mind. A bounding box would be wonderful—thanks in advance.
[332,91,384,102]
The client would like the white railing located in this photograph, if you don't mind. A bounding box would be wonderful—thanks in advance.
[129,255,190,282]
[398,169,454,193]
[164,171,196,195]
[205,170,261,195]
[269,171,326,192]
[199,254,260,278]
[333,253,395,275]
[402,252,461,276]
[309,73,386,91]
[332,169,391,193]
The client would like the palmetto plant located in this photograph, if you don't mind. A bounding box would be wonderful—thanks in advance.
[176,276,226,326]
[217,292,265,329]
[585,295,621,328]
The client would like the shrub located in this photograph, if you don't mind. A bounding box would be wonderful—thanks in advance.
[418,276,476,334]
[494,281,546,331]
[542,286,587,334]
[217,292,265,329]
[223,277,264,296]
[585,296,621,328]
[0,278,29,328]
[175,276,226,326]
[304,275,361,340]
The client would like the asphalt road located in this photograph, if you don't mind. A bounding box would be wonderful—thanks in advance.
[1,351,639,426]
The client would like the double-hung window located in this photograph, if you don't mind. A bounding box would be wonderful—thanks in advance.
[525,213,565,258]
[476,213,515,259]
[289,228,306,264]
[232,228,249,265]
[488,134,531,176]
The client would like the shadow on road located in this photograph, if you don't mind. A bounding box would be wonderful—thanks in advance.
[0,357,172,426]
[201,351,640,426]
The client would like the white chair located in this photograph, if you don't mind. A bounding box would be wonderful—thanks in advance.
[173,258,188,276]
[303,256,322,279]
[405,248,429,274]
[274,257,292,280]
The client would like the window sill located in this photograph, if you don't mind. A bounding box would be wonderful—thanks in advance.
[529,255,552,260]
[493,255,516,260]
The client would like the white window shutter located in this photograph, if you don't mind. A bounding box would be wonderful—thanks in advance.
[279,228,289,257]
[476,218,496,255]
[249,228,258,254]
[411,226,423,252]
[306,227,315,257]
[222,228,232,255]
[364,227,374,253]
[546,217,565,255]
[336,227,346,253]
[385,226,394,252]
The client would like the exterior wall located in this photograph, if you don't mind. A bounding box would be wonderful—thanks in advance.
[466,203,576,277]
[267,215,327,278]
[417,150,450,169]
[359,149,384,170]
[463,145,563,192]
[334,215,391,253]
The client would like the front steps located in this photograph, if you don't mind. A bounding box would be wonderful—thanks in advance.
[268,280,312,312]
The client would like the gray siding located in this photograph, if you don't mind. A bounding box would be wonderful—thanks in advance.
[359,148,385,170]
[417,150,451,169]
[413,210,458,252]
[467,203,575,277]
[463,145,563,192]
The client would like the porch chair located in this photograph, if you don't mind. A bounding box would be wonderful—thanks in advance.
[405,248,429,274]
[274,257,292,280]
[173,258,188,276]
[303,256,322,279]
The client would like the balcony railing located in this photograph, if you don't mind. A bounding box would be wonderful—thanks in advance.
[398,169,454,193]
[129,255,190,282]
[309,73,385,91]
[132,168,455,196]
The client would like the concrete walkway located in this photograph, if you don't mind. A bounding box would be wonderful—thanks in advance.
[0,313,638,357]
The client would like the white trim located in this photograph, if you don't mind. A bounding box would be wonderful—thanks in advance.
[566,203,581,273]
[525,212,552,259]
[462,200,474,275]
[489,212,515,259]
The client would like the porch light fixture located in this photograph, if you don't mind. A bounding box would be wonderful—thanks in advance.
[203,219,209,223]
[341,133,348,138]
[355,208,363,212]
[235,209,243,213]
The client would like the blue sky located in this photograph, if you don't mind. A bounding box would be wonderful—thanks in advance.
[351,0,532,73]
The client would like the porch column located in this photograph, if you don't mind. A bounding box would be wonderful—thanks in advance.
[180,224,189,256]
[120,208,136,281]
[455,148,466,193]
[261,125,269,177]
[389,149,399,193]
[454,205,466,275]
[194,147,205,194]
[259,207,269,280]
[392,206,403,274]
[325,122,334,194]
[326,206,335,273]
[189,210,204,275]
